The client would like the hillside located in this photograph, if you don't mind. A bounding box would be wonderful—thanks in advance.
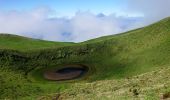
[0,34,75,51]
[0,17,170,99]
[41,67,170,100]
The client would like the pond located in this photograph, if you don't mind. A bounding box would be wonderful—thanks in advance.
[44,65,88,81]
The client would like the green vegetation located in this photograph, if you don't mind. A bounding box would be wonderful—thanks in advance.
[0,17,170,99]
[42,67,170,100]
[0,34,74,51]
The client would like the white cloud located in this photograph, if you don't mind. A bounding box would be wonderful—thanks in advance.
[69,12,125,42]
[0,7,141,42]
[127,0,170,27]
[0,1,170,42]
[0,8,66,40]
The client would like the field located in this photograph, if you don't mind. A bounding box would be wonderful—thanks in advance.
[0,17,170,99]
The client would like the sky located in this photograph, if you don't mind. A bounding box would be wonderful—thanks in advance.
[0,0,170,42]
[0,0,128,16]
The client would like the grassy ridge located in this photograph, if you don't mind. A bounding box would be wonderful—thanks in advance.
[0,17,170,99]
[0,34,74,51]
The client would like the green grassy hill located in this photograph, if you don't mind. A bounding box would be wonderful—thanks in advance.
[0,17,170,99]
[0,34,74,51]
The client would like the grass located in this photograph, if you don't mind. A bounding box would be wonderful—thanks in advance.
[0,34,75,51]
[0,17,170,99]
[43,67,170,100]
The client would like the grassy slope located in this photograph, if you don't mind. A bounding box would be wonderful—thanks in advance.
[0,17,170,99]
[0,34,74,99]
[0,34,75,51]
[42,67,170,100]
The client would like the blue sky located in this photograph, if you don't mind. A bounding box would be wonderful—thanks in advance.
[0,0,128,16]
[0,0,170,42]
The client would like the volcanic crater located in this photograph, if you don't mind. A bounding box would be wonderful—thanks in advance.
[44,65,89,81]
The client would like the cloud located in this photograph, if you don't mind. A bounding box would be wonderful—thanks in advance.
[0,8,67,41]
[0,7,141,42]
[69,12,123,42]
[127,0,170,27]
[0,1,170,42]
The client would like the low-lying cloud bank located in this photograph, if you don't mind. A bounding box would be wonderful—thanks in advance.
[0,8,141,42]
[127,0,170,28]
[0,0,170,42]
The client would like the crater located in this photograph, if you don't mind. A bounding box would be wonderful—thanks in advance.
[44,65,88,81]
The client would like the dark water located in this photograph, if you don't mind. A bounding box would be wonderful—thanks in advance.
[56,67,87,74]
